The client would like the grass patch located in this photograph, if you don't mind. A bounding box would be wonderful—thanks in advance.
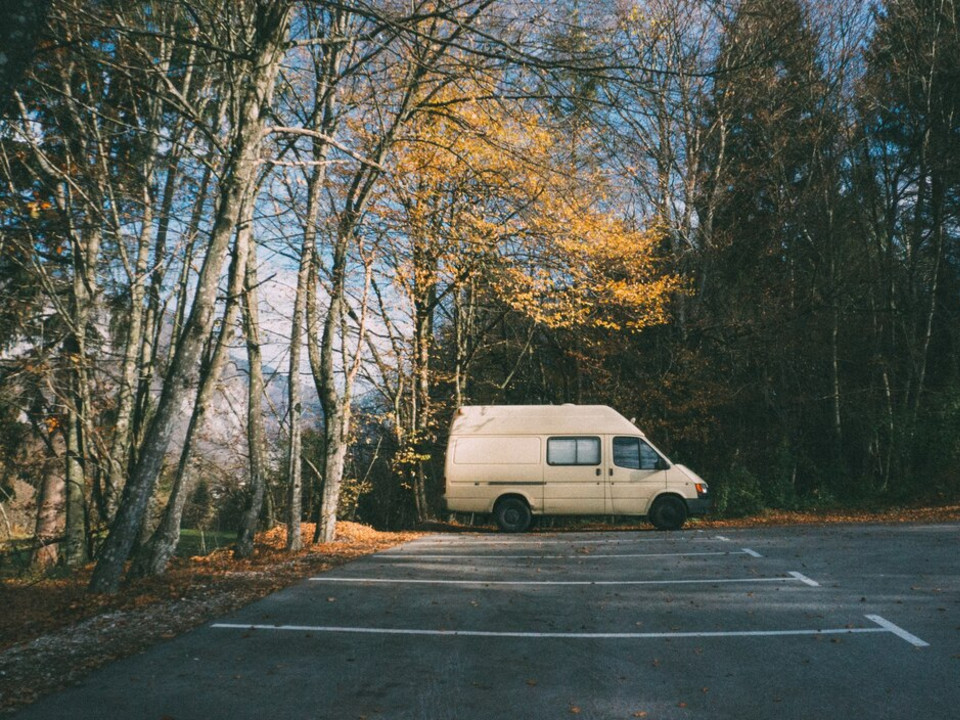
[175,528,236,557]
[0,529,235,578]
[0,539,36,579]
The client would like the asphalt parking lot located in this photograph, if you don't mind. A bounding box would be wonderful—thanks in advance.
[13,522,960,719]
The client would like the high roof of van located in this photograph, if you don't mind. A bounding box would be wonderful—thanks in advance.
[449,404,642,436]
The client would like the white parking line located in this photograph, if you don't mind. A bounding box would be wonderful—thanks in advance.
[211,615,925,646]
[390,536,731,548]
[309,573,816,587]
[788,571,820,587]
[866,615,930,647]
[370,550,754,561]
[742,548,763,558]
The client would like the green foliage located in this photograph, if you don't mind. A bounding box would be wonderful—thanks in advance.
[175,529,235,557]
[182,479,212,530]
[762,443,800,510]
[712,465,765,518]
[337,477,373,521]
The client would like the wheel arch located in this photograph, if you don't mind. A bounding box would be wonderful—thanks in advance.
[491,492,534,514]
[646,491,689,515]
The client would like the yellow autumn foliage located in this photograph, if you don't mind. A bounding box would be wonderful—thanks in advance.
[385,79,679,332]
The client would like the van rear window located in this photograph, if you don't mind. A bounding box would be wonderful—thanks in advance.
[547,437,600,465]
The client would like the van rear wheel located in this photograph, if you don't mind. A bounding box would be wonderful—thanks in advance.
[494,498,532,533]
[648,495,688,531]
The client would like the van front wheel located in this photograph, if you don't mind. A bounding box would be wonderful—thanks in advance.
[494,498,532,533]
[648,495,688,531]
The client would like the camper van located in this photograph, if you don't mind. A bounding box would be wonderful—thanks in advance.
[443,405,709,532]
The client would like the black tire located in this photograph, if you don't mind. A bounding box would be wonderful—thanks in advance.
[648,495,688,531]
[494,497,532,533]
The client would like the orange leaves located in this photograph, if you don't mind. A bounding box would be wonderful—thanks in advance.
[502,197,680,332]
[692,504,960,529]
[383,77,680,339]
[25,199,54,220]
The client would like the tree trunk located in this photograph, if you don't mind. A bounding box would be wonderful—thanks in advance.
[288,12,346,549]
[235,221,268,558]
[412,274,436,523]
[132,41,204,463]
[89,4,290,593]
[282,179,320,552]
[31,435,66,569]
[308,7,449,542]
[287,143,332,551]
[313,234,348,545]
[103,40,174,520]
[104,188,155,520]
[910,173,944,424]
[62,222,99,568]
[316,411,348,544]
[310,228,368,545]
[62,399,88,567]
[284,290,306,550]
[131,229,247,577]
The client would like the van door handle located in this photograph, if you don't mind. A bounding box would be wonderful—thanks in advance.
[595,468,601,476]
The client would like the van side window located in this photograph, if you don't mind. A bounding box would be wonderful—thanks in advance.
[613,437,661,470]
[547,437,600,465]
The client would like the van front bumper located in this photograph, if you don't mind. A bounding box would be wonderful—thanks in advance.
[686,497,711,515]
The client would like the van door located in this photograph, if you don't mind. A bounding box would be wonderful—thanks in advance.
[607,436,666,515]
[542,436,607,514]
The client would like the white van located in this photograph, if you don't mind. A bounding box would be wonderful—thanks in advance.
[443,404,709,532]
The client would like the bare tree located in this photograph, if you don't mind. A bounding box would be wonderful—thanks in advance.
[90,2,291,593]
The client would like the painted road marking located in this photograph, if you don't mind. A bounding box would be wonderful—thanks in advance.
[212,615,926,646]
[309,573,817,587]
[742,548,763,558]
[389,536,731,548]
[369,550,756,561]
[788,571,821,587]
[866,615,930,647]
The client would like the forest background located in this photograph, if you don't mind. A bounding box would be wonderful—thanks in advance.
[0,0,957,593]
